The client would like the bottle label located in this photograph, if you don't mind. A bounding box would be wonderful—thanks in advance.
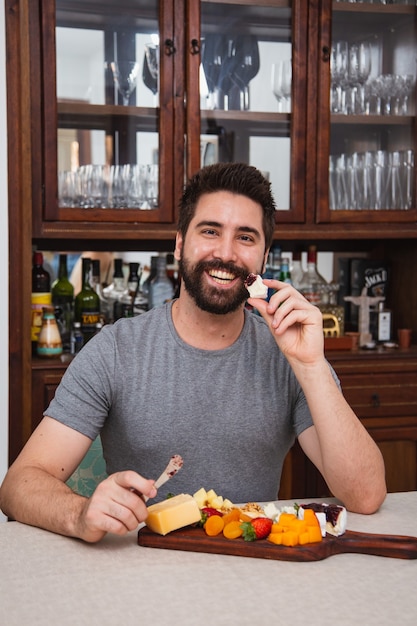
[378,311,391,342]
[80,311,101,333]
[31,292,52,342]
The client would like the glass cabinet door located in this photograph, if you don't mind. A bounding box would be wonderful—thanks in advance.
[316,0,417,223]
[186,0,307,223]
[42,0,175,224]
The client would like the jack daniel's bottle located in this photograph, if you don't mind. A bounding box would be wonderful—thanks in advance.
[74,258,100,343]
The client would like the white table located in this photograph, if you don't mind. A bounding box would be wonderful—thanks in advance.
[1,492,416,626]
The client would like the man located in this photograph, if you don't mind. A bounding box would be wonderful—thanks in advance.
[0,163,386,543]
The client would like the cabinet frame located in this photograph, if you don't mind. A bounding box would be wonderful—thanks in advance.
[38,0,177,231]
[315,0,417,225]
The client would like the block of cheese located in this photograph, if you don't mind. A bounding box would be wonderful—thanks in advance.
[145,494,202,535]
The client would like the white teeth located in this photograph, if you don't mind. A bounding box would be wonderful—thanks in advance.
[208,270,235,283]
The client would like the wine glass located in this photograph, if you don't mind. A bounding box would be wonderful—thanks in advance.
[346,42,372,115]
[145,44,159,86]
[396,74,415,115]
[330,41,348,114]
[142,52,158,97]
[357,42,372,114]
[229,35,260,110]
[201,34,229,109]
[271,59,292,112]
[110,61,140,106]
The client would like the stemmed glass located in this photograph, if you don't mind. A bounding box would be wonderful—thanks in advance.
[349,42,372,114]
[396,74,414,115]
[142,52,158,98]
[271,59,292,112]
[141,44,159,106]
[330,41,348,114]
[202,34,229,109]
[110,61,140,106]
[229,35,260,110]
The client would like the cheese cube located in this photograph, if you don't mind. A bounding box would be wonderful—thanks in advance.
[145,494,201,535]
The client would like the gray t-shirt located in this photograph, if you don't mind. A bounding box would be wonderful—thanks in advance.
[46,302,323,503]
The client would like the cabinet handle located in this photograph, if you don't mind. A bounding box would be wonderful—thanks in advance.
[322,46,330,62]
[371,393,380,408]
[190,39,200,55]
[164,39,176,56]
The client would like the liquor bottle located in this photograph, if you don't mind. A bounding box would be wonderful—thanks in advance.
[298,245,327,305]
[74,258,101,343]
[141,256,158,298]
[279,256,292,284]
[51,254,74,352]
[148,254,174,309]
[271,245,282,280]
[102,258,126,322]
[376,301,392,342]
[290,250,304,290]
[36,305,63,358]
[166,254,180,297]
[91,259,110,324]
[70,321,84,354]
[126,262,147,315]
[31,251,51,355]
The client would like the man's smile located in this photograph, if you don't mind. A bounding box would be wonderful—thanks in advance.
[207,269,238,285]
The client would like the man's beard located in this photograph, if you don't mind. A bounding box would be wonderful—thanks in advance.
[179,256,250,315]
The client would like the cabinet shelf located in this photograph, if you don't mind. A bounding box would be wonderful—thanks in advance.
[58,102,158,132]
[333,2,415,17]
[330,115,414,127]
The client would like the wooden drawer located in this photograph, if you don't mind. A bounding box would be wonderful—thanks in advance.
[338,372,417,418]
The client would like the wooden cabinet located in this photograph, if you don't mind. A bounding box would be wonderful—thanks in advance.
[27,0,310,241]
[279,347,417,500]
[314,1,417,231]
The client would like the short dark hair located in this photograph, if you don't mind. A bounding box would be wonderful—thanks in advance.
[178,162,276,251]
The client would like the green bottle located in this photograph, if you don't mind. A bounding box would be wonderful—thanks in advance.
[52,254,74,351]
[74,258,101,343]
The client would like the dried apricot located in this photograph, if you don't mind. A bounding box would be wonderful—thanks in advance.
[204,514,224,536]
[221,508,241,526]
[223,520,243,540]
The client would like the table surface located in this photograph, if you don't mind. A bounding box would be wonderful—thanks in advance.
[1,492,416,626]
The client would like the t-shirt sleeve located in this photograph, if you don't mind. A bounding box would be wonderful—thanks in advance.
[45,325,116,440]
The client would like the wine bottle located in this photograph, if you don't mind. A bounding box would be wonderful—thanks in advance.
[51,254,74,352]
[74,258,101,343]
[31,251,51,355]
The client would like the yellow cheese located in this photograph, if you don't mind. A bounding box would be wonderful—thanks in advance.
[145,494,201,535]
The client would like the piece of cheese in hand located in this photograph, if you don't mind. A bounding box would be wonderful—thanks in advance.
[244,273,268,299]
[145,494,201,535]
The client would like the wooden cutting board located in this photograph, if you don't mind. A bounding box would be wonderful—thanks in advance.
[138,525,417,561]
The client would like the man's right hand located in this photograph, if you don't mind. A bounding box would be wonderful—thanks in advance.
[76,471,157,542]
